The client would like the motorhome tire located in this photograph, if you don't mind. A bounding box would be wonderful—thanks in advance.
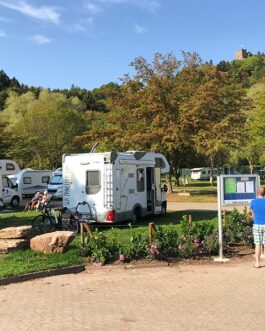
[132,207,141,224]
[11,196,20,207]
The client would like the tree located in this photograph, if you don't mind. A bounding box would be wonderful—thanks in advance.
[4,90,86,168]
[246,82,265,165]
[180,67,248,183]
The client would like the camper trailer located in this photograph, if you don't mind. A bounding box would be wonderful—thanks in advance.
[191,167,218,180]
[0,160,22,207]
[8,169,52,197]
[63,151,170,223]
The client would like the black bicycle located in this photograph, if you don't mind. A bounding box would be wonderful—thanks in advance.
[32,201,95,235]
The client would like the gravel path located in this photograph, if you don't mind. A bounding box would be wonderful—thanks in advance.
[0,256,264,331]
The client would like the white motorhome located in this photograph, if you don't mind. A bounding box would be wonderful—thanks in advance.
[47,168,62,197]
[191,167,218,180]
[0,159,22,207]
[8,169,52,197]
[63,151,170,223]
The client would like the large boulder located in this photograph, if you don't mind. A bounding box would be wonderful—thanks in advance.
[0,226,33,239]
[0,239,29,253]
[30,231,75,254]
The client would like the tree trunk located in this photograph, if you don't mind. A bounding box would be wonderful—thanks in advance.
[209,158,214,186]
[174,167,181,187]
[249,162,254,174]
[166,170,173,193]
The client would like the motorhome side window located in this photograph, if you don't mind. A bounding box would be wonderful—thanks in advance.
[23,177,31,184]
[42,176,50,183]
[6,163,15,171]
[155,158,166,169]
[86,171,101,195]
[2,177,12,188]
[137,168,145,192]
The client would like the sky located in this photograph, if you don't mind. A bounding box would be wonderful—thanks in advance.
[0,0,265,90]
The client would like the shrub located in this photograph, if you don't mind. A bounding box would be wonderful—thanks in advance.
[223,208,253,247]
[122,227,149,261]
[152,224,179,257]
[201,232,219,255]
[80,229,119,264]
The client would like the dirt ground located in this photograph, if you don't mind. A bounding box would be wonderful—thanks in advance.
[1,252,265,331]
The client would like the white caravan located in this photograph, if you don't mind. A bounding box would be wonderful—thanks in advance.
[8,169,53,197]
[63,151,170,223]
[47,168,62,198]
[191,167,218,180]
[0,160,22,207]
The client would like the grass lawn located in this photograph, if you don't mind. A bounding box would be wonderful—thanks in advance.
[0,239,82,279]
[0,208,218,279]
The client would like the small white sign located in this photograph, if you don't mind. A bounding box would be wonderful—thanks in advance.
[236,181,245,193]
[246,181,254,193]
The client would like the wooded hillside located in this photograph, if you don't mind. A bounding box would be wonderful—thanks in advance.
[1,51,265,181]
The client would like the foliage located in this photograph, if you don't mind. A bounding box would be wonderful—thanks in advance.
[0,239,82,279]
[152,224,179,257]
[223,208,254,247]
[178,216,218,258]
[1,90,86,168]
[123,226,149,260]
[80,229,119,264]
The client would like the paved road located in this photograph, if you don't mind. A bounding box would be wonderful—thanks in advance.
[168,201,246,212]
[0,257,264,331]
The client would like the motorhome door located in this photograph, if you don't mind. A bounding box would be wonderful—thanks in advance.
[154,167,162,214]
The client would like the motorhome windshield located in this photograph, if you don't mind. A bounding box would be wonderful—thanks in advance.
[8,176,17,185]
[49,175,62,185]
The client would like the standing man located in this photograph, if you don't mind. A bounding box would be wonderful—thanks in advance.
[250,187,265,268]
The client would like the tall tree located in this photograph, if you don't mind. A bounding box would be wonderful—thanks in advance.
[4,90,86,168]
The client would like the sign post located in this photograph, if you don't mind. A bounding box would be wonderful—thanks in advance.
[214,176,228,262]
[214,174,260,262]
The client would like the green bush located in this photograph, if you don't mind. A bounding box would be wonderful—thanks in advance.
[223,208,254,247]
[178,217,218,257]
[80,229,119,264]
[80,208,253,264]
[123,229,149,261]
[152,224,179,257]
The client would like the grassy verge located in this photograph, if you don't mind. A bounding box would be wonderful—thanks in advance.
[0,209,218,279]
[0,239,82,279]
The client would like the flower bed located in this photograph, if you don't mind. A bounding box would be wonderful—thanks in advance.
[80,208,254,265]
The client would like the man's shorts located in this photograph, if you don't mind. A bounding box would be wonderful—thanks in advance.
[253,224,265,244]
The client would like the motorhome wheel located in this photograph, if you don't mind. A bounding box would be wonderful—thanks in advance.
[11,196,20,207]
[132,207,141,224]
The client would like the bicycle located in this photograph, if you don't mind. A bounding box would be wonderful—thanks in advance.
[32,201,95,235]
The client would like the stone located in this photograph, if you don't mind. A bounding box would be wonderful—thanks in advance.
[0,226,33,239]
[0,239,29,254]
[30,231,75,254]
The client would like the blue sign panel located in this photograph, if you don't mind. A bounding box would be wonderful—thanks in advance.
[220,175,259,206]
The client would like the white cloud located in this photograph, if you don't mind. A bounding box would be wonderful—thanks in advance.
[133,23,145,34]
[0,29,6,37]
[86,0,160,14]
[85,2,101,15]
[68,17,94,33]
[31,34,52,45]
[0,0,61,24]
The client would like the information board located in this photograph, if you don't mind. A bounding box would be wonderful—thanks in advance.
[220,175,259,206]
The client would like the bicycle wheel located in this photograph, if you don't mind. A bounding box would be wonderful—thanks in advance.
[40,215,56,234]
[66,215,79,235]
[32,214,44,234]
